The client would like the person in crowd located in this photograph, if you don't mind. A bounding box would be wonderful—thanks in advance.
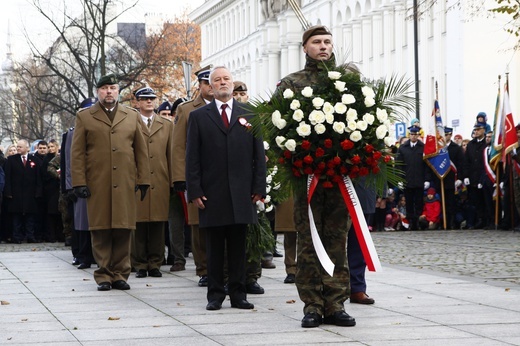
[32,140,49,241]
[274,198,297,284]
[33,140,48,163]
[396,126,430,230]
[383,190,399,231]
[71,73,150,291]
[4,139,42,243]
[453,134,463,146]
[461,138,470,153]
[0,144,16,243]
[454,189,474,229]
[186,66,266,311]
[171,97,188,121]
[406,118,424,140]
[41,139,63,242]
[396,195,409,230]
[418,188,441,230]
[131,86,174,279]
[273,25,357,328]
[156,101,172,119]
[172,66,214,287]
[443,127,464,229]
[476,112,492,133]
[463,122,488,229]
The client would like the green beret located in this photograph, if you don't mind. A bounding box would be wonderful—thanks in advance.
[233,81,248,92]
[96,73,118,88]
[302,25,332,45]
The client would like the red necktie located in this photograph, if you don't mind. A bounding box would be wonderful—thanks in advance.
[22,156,26,166]
[221,104,229,128]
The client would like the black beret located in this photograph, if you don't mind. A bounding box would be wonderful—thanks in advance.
[96,73,118,88]
[302,25,332,45]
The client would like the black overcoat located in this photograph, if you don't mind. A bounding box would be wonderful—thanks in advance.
[186,99,266,228]
[4,154,43,214]
[396,140,428,189]
[463,138,487,187]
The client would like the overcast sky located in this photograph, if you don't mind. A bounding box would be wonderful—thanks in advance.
[0,0,204,65]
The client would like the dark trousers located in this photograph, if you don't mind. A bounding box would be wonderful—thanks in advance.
[77,231,94,265]
[205,224,247,304]
[12,213,37,242]
[405,187,424,229]
[91,229,132,284]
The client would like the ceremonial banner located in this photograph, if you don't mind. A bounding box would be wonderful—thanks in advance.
[501,86,518,156]
[424,100,451,178]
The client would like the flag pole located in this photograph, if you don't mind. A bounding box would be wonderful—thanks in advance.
[495,168,500,229]
[435,81,447,230]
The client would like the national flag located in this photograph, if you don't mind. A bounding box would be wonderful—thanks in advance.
[501,84,518,156]
[489,83,502,170]
[424,100,451,178]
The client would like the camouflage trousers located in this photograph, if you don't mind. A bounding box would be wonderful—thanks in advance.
[294,184,350,316]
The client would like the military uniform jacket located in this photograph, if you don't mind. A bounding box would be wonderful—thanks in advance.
[136,115,174,222]
[172,94,207,225]
[4,154,43,214]
[71,102,150,230]
[463,137,487,187]
[445,141,464,189]
[396,140,428,189]
[186,99,266,228]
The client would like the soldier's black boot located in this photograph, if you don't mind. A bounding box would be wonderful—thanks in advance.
[301,312,322,328]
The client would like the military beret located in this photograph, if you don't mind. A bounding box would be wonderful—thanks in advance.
[408,125,421,134]
[96,73,118,88]
[195,64,212,81]
[157,101,171,113]
[302,25,332,45]
[233,81,248,92]
[134,87,157,99]
[79,97,97,110]
[444,127,453,134]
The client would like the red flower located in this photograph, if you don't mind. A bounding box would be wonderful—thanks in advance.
[332,175,343,183]
[324,139,333,148]
[364,144,375,153]
[365,157,375,166]
[317,162,326,170]
[373,151,382,160]
[303,155,314,165]
[278,157,285,164]
[322,181,334,188]
[359,167,369,176]
[284,150,292,159]
[304,167,314,175]
[351,155,361,165]
[384,155,392,163]
[315,147,325,157]
[292,168,302,177]
[326,168,335,176]
[333,156,342,165]
[350,166,360,174]
[293,159,303,168]
[372,166,380,174]
[340,166,348,175]
[341,139,354,150]
[327,160,335,169]
[301,140,311,150]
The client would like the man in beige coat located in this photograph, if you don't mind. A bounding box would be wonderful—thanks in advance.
[171,66,213,286]
[71,73,150,291]
[131,86,174,278]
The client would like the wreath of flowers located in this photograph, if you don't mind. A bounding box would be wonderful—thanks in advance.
[249,64,414,191]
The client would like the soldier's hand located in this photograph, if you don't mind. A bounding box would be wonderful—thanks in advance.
[464,178,470,186]
[136,185,149,201]
[74,186,91,198]
[173,181,186,192]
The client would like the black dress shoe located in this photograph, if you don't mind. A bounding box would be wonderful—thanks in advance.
[148,268,162,277]
[246,281,265,294]
[198,276,208,287]
[72,258,80,266]
[284,274,295,284]
[77,263,91,269]
[301,312,322,328]
[272,250,283,257]
[112,280,131,290]
[231,299,254,309]
[323,311,356,326]
[206,301,222,310]
[97,282,111,291]
[136,269,147,278]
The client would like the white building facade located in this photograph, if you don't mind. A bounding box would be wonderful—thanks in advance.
[191,0,519,137]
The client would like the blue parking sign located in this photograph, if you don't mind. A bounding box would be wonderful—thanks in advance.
[395,122,406,139]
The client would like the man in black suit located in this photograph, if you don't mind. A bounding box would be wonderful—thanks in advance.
[443,127,464,228]
[186,66,266,311]
[4,139,42,243]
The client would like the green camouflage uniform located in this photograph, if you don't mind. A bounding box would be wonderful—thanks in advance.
[274,54,355,317]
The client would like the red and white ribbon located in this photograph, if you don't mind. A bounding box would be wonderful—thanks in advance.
[307,174,382,277]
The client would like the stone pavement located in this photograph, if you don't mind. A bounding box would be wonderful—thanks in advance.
[0,229,519,345]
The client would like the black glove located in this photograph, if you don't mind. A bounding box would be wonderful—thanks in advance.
[173,181,186,192]
[74,186,91,198]
[66,190,78,203]
[136,185,149,201]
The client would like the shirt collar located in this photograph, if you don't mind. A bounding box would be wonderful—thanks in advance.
[215,99,233,113]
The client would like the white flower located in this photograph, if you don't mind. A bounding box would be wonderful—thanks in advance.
[265,205,274,212]
[275,136,286,148]
[364,97,376,107]
[314,123,326,134]
[333,121,346,134]
[347,120,357,132]
[362,85,375,98]
[376,124,388,139]
[290,99,301,110]
[334,102,347,114]
[350,130,362,142]
[292,109,304,122]
[309,110,325,125]
[334,80,346,92]
[383,119,392,128]
[301,86,313,97]
[328,71,342,80]
[312,97,325,109]
[363,113,375,125]
[296,122,312,137]
[356,120,368,131]
[271,110,281,122]
[322,102,334,115]
[342,94,356,104]
[272,165,278,173]
[266,174,273,184]
[376,108,388,122]
[264,195,272,203]
[256,200,265,212]
[273,182,281,190]
[263,141,270,151]
[285,139,297,152]
[274,118,287,129]
[384,136,396,147]
[346,108,358,121]
[266,185,271,194]
[283,89,294,99]
[325,113,335,124]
